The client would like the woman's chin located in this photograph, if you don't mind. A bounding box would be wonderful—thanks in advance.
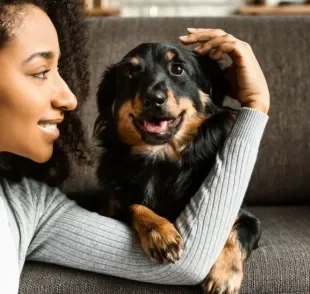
[28,146,53,163]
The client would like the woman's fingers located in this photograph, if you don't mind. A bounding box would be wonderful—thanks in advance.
[204,40,253,68]
[179,28,255,65]
[179,28,270,113]
[209,48,224,60]
[193,34,236,54]
[179,28,227,44]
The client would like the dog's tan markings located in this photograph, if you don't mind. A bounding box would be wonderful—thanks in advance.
[130,57,140,65]
[199,90,210,109]
[117,95,145,147]
[132,92,144,114]
[165,90,180,117]
[202,219,245,294]
[130,204,184,263]
[172,96,207,148]
[165,51,176,61]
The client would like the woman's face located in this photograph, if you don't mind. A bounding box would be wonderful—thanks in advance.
[0,5,77,163]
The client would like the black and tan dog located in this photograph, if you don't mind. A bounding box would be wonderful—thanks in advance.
[94,42,261,293]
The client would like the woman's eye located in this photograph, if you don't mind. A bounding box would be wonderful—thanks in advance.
[33,70,50,79]
[170,64,184,76]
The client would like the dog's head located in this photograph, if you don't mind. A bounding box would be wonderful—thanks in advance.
[95,42,230,159]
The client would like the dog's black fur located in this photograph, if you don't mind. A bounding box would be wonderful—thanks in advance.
[94,42,261,291]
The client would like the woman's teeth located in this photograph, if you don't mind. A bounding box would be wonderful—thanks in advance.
[38,123,57,132]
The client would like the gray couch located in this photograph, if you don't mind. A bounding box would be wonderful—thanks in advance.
[19,16,310,294]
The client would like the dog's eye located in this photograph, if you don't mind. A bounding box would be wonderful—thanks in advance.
[170,64,184,76]
[126,67,139,79]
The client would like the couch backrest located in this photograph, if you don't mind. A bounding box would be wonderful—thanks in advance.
[64,16,310,206]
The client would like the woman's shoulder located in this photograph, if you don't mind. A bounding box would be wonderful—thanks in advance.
[1,176,48,195]
[0,176,64,209]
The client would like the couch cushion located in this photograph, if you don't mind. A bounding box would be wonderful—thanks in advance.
[19,206,310,294]
[241,206,310,294]
[19,262,199,294]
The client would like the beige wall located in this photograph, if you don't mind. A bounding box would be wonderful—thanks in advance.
[108,0,245,16]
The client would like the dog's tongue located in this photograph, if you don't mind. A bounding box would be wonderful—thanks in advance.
[143,120,168,133]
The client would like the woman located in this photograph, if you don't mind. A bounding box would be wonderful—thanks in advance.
[0,0,270,293]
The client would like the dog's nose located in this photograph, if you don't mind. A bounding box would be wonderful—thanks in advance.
[143,91,167,109]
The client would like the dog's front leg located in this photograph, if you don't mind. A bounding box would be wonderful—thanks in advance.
[129,204,184,264]
[202,209,260,294]
[202,228,245,294]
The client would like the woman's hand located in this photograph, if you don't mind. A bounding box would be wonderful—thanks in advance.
[179,28,270,114]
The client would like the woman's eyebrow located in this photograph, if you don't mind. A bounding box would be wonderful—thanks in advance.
[23,51,60,64]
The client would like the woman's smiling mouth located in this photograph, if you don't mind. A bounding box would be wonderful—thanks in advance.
[38,123,58,133]
[38,119,63,139]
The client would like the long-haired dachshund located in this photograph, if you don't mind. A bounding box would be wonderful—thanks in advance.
[94,42,261,294]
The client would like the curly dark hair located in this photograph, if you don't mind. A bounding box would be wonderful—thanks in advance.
[0,0,90,186]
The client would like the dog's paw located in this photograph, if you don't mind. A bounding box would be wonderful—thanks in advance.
[140,220,184,264]
[202,247,244,294]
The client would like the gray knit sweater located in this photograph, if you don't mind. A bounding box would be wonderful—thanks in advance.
[0,107,268,293]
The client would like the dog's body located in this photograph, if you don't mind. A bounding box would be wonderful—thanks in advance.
[96,109,232,222]
[94,43,261,293]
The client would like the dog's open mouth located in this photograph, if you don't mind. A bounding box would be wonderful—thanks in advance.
[139,114,183,134]
[131,111,185,144]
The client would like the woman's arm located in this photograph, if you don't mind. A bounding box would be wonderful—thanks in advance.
[3,106,268,285]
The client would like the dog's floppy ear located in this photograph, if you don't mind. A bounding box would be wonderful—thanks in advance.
[93,64,118,138]
[194,53,231,106]
[96,64,118,113]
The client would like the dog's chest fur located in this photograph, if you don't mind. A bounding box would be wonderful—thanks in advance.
[97,137,217,222]
[137,160,214,221]
[97,110,234,222]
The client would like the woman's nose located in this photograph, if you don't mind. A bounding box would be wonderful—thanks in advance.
[51,75,77,111]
